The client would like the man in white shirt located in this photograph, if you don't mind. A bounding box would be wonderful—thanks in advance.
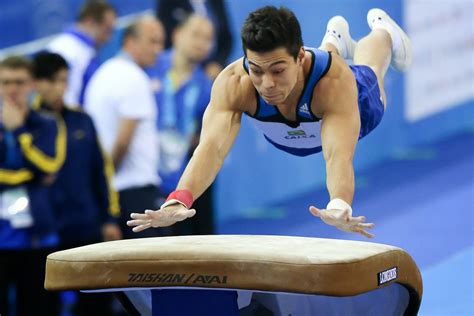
[48,1,116,106]
[85,16,165,238]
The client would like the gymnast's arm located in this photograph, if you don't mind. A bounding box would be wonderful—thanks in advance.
[308,62,374,238]
[127,66,245,231]
[319,71,359,205]
[176,77,243,199]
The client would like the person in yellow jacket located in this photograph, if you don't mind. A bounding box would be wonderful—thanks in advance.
[0,55,66,316]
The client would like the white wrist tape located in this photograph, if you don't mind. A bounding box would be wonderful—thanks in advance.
[161,199,188,209]
[326,198,353,216]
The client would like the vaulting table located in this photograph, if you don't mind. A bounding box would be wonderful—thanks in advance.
[45,235,422,315]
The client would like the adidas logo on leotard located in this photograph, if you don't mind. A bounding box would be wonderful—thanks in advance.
[300,103,310,114]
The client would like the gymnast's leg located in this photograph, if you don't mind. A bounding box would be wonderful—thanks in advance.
[354,9,412,108]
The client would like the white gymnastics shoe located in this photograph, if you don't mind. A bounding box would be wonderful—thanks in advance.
[320,16,357,60]
[367,8,412,72]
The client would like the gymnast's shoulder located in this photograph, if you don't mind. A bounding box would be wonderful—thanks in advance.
[209,58,256,114]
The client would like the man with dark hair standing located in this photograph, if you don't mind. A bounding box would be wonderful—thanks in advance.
[85,16,165,239]
[48,0,116,106]
[32,51,121,315]
[0,56,66,316]
[33,52,121,245]
[128,7,412,238]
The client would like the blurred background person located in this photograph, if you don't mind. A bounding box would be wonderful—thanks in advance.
[48,0,116,106]
[0,56,65,316]
[84,16,165,239]
[32,51,121,315]
[147,14,215,235]
[156,0,233,80]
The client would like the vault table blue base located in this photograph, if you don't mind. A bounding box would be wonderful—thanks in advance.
[87,284,411,316]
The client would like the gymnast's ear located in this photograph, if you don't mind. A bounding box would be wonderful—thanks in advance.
[297,47,305,65]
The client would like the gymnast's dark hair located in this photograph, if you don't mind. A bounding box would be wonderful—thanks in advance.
[32,52,69,80]
[241,6,303,60]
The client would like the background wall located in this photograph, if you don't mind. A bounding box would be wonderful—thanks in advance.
[216,0,474,222]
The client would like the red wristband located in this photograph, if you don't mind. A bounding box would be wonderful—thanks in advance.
[166,190,194,208]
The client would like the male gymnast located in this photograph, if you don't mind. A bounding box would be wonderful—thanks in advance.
[127,6,411,238]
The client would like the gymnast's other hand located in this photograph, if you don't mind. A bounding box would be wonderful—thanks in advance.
[127,204,196,232]
[308,206,375,238]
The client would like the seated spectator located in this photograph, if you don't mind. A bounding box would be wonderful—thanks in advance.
[147,14,215,235]
[48,0,116,106]
[0,56,66,316]
[84,16,165,239]
[32,50,121,316]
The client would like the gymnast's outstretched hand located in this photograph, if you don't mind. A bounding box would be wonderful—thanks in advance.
[127,204,196,232]
[309,206,375,238]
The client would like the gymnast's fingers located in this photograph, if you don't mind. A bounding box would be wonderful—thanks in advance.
[130,212,151,220]
[308,206,322,217]
[132,223,152,233]
[352,225,375,238]
[145,209,165,218]
[350,216,366,224]
[356,222,375,229]
[358,229,375,238]
[182,208,196,218]
[127,219,148,227]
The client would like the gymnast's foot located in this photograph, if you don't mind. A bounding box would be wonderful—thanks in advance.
[320,15,357,60]
[367,8,412,72]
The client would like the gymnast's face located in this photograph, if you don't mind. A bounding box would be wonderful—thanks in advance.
[246,47,304,105]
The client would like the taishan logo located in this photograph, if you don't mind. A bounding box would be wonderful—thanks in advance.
[378,267,398,285]
[128,273,228,285]
[285,130,316,139]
